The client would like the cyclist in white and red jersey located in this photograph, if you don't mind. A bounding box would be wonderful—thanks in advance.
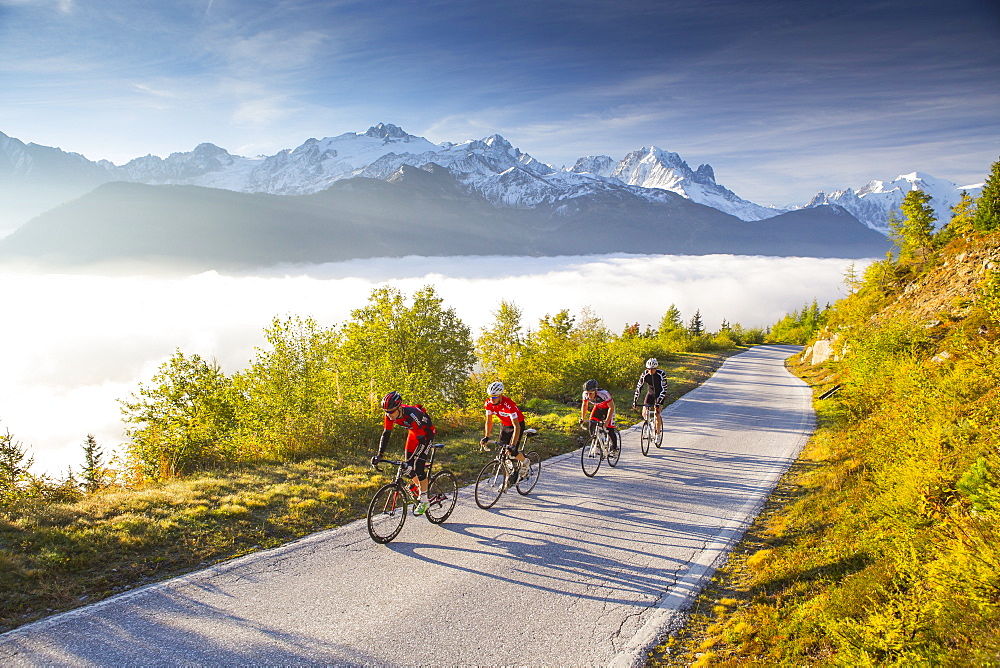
[480,381,529,483]
[581,379,619,452]
[371,390,437,515]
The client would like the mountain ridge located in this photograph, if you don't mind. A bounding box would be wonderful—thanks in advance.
[0,125,981,238]
[0,165,892,271]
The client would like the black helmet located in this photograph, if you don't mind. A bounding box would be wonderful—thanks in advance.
[381,391,402,411]
[583,379,598,392]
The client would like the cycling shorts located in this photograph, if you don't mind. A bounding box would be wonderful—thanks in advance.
[499,420,525,455]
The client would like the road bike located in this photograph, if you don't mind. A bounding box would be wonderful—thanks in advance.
[636,404,665,456]
[580,418,620,477]
[474,428,541,509]
[366,443,458,544]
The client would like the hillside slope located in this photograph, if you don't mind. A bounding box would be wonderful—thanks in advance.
[654,229,1000,665]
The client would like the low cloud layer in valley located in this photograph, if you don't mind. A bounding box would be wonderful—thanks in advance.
[1,253,871,475]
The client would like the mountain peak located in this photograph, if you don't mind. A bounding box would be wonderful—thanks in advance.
[364,123,409,139]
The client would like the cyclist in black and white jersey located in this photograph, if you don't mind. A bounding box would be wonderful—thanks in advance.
[581,379,619,452]
[633,358,668,444]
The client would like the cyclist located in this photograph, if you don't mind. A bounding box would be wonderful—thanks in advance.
[580,379,619,452]
[370,391,436,515]
[480,381,529,484]
[633,358,668,444]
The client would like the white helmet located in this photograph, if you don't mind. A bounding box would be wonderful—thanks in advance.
[487,381,505,396]
[645,358,659,369]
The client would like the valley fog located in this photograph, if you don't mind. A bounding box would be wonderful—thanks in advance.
[1,253,870,476]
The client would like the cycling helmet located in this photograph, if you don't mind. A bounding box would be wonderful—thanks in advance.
[381,390,402,411]
[583,379,598,392]
[645,358,659,369]
[487,381,504,396]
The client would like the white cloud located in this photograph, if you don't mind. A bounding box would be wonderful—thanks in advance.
[0,254,868,476]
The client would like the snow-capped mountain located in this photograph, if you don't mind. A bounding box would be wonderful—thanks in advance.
[804,172,984,233]
[0,122,983,240]
[570,147,783,221]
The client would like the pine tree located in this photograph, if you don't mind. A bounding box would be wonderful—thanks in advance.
[937,191,977,244]
[973,157,1000,232]
[890,190,936,266]
[659,304,683,332]
[80,433,105,493]
[0,427,34,503]
[688,309,704,336]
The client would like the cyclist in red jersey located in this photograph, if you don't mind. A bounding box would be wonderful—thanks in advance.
[480,381,529,483]
[580,379,619,452]
[371,390,437,515]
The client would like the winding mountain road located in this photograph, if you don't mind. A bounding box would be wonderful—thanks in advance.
[0,344,814,667]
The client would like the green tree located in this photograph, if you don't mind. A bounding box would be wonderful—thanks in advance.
[890,190,936,266]
[688,309,704,336]
[80,433,106,493]
[338,285,475,408]
[0,426,34,503]
[659,304,683,332]
[477,300,524,378]
[973,157,1000,232]
[121,350,237,479]
[235,315,339,459]
[937,191,977,244]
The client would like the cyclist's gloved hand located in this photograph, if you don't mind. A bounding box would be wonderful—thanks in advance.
[579,419,587,429]
[370,455,381,467]
[479,436,490,449]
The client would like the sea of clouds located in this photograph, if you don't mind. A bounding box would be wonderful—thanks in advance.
[1,253,872,476]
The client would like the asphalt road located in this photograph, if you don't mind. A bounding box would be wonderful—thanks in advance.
[0,344,814,667]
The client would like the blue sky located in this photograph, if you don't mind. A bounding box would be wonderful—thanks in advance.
[1,0,997,206]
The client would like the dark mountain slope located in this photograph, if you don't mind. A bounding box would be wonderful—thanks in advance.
[0,166,891,270]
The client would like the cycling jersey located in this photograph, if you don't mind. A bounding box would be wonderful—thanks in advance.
[634,368,668,406]
[582,388,616,426]
[581,388,614,409]
[379,404,435,455]
[483,395,523,426]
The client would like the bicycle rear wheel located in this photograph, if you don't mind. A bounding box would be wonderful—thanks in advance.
[516,451,541,495]
[581,437,602,477]
[475,460,505,509]
[640,419,653,456]
[367,483,407,543]
[425,470,458,524]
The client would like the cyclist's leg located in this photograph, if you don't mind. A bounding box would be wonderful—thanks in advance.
[405,436,430,497]
[499,424,522,481]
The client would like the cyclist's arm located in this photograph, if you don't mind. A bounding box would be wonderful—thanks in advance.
[580,398,590,422]
[633,374,644,406]
[605,398,616,428]
[656,370,669,405]
[376,427,392,458]
[484,412,494,440]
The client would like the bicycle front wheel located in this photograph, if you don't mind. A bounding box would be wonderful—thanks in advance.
[581,438,602,477]
[367,483,407,543]
[475,460,506,509]
[516,451,541,495]
[425,470,458,524]
[640,419,653,456]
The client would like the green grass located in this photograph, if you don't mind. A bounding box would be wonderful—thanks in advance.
[1,349,739,632]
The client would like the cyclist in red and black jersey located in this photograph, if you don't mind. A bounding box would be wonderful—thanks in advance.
[581,379,619,452]
[480,381,529,483]
[371,390,437,515]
